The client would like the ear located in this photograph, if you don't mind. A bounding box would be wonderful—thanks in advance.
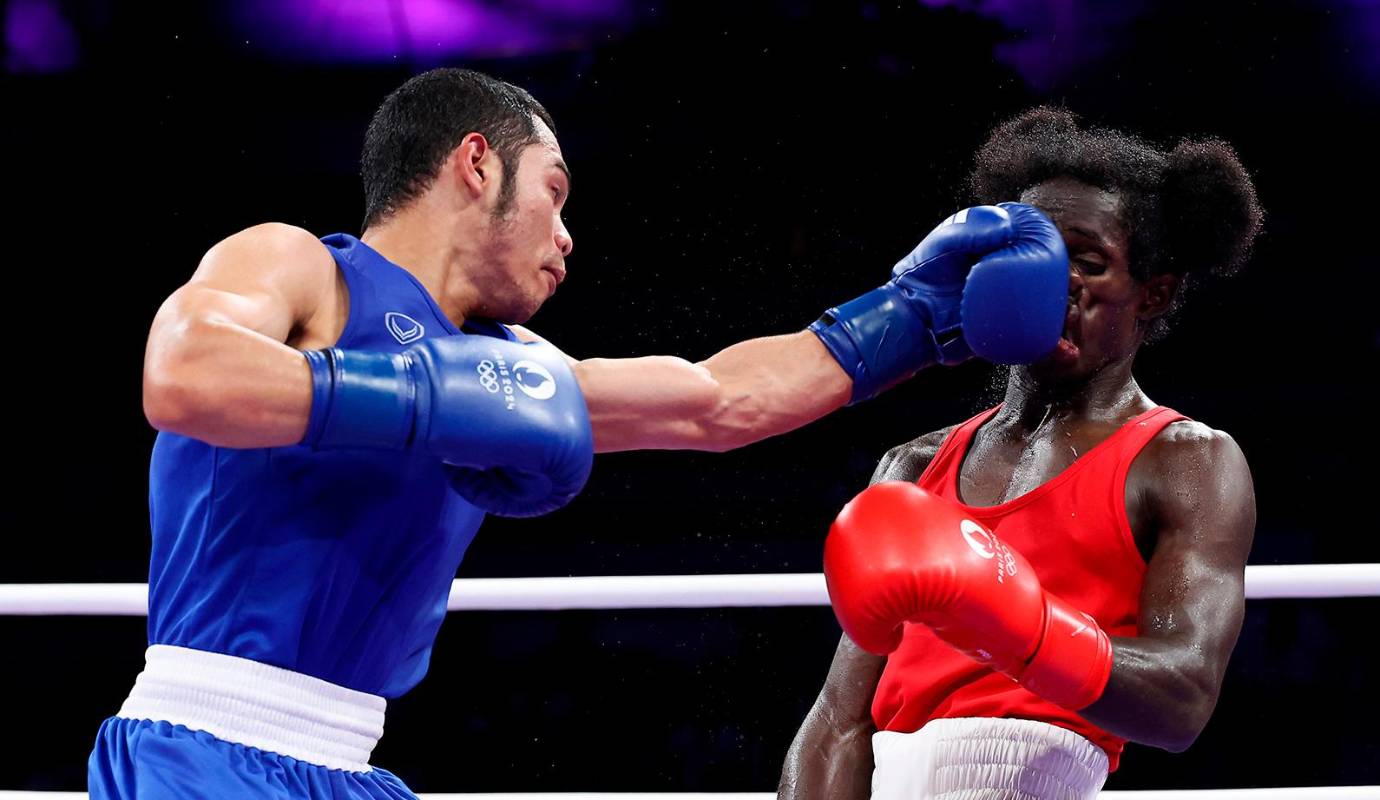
[450,132,496,199]
[1138,273,1180,321]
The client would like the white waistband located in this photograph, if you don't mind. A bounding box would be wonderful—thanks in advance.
[117,645,386,773]
[872,718,1109,800]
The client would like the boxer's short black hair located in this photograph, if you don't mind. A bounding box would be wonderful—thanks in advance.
[361,68,556,229]
[969,107,1263,342]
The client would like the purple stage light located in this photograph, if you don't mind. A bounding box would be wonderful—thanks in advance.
[917,0,1380,96]
[5,0,80,74]
[916,0,1148,90]
[1340,0,1380,86]
[229,0,637,64]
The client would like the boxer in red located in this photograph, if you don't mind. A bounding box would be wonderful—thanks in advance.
[779,107,1264,799]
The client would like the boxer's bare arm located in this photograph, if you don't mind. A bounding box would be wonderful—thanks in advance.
[1080,423,1256,752]
[779,634,885,800]
[777,431,949,799]
[143,223,342,448]
[510,326,851,453]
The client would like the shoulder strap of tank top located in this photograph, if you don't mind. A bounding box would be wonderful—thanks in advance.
[915,405,1001,486]
[321,233,462,337]
[1109,406,1191,487]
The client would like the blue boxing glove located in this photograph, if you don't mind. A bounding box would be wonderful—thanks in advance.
[963,203,1071,366]
[810,203,1068,403]
[301,336,593,518]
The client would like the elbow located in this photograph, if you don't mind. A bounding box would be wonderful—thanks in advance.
[143,359,200,433]
[141,313,241,433]
[1092,648,1224,754]
[1129,712,1203,754]
[1158,702,1213,753]
[1159,726,1204,754]
[1151,673,1220,753]
[1157,727,1200,754]
[142,318,223,434]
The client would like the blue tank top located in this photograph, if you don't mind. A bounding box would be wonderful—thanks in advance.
[147,233,515,698]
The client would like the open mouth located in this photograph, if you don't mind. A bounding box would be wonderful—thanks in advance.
[1055,304,1081,360]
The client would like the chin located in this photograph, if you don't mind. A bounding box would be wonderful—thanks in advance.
[479,289,544,325]
[490,308,533,325]
[1024,356,1093,388]
[506,298,545,325]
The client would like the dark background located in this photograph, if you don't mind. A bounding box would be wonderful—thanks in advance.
[5,0,1379,791]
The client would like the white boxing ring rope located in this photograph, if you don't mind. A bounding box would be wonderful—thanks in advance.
[0,786,1374,797]
[2,565,1377,799]
[2,564,1379,615]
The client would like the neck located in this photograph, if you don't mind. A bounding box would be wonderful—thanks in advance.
[360,200,485,327]
[996,355,1146,432]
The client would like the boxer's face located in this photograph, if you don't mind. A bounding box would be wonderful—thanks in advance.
[1019,177,1173,384]
[473,118,572,323]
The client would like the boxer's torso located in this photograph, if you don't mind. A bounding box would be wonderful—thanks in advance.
[871,397,1192,770]
[957,394,1169,559]
[147,233,513,698]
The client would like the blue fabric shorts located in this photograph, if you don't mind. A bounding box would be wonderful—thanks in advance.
[88,717,418,800]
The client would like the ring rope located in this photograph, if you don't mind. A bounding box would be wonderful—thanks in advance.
[2,789,1378,798]
[0,564,1377,616]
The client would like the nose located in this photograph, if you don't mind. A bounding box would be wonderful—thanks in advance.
[555,216,573,258]
[1068,266,1084,302]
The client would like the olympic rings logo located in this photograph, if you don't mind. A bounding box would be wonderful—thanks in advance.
[476,360,501,393]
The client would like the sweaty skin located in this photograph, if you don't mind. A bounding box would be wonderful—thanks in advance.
[779,177,1255,799]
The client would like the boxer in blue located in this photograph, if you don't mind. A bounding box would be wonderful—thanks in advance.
[89,68,1070,798]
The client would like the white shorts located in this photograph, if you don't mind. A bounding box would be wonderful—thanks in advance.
[871,717,1109,800]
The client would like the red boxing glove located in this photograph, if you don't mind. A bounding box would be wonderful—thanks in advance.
[823,481,1113,710]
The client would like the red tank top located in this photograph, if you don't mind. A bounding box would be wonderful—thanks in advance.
[871,404,1188,772]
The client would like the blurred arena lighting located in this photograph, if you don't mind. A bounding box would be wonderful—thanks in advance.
[227,0,641,64]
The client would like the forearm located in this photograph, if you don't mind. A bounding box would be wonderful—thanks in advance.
[580,331,851,453]
[1079,635,1222,752]
[698,331,852,448]
[778,700,874,800]
[143,314,313,448]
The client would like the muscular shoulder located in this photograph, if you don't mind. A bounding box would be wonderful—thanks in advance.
[201,223,334,278]
[872,426,956,485]
[1133,419,1254,527]
[187,223,341,345]
[1141,420,1250,482]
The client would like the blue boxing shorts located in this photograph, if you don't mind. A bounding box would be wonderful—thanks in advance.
[88,645,416,799]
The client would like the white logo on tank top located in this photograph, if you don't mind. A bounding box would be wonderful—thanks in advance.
[385,312,425,344]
